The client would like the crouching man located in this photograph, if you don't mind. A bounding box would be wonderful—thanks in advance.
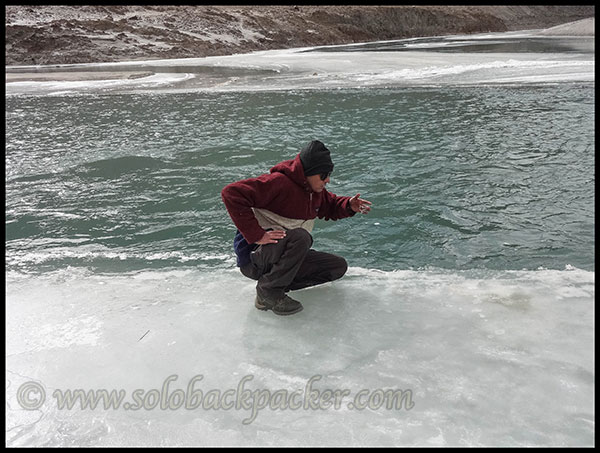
[221,140,371,315]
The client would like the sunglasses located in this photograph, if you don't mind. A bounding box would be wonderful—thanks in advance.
[320,171,332,181]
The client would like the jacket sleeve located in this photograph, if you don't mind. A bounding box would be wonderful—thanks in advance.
[318,190,356,221]
[221,173,281,244]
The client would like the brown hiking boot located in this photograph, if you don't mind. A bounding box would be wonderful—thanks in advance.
[255,293,303,316]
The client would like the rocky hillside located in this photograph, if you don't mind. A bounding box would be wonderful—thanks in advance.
[5,5,595,66]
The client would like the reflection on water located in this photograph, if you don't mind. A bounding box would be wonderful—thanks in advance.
[302,35,595,54]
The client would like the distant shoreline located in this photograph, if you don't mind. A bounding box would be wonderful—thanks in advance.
[5,5,594,67]
[5,19,594,87]
[5,71,155,83]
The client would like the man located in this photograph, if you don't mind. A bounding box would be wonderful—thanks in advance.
[221,140,372,316]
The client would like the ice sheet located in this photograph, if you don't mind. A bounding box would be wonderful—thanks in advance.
[5,30,594,96]
[6,266,595,446]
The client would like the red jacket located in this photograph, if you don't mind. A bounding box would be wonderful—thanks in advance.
[221,154,355,245]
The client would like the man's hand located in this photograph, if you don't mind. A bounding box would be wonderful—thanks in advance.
[349,193,372,214]
[256,229,287,245]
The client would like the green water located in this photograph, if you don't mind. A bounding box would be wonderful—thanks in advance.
[5,85,595,274]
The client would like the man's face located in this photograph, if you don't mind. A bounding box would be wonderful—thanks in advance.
[306,173,330,193]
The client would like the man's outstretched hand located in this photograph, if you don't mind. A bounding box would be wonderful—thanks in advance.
[349,193,372,214]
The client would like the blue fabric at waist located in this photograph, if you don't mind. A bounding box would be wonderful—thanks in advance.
[233,230,258,267]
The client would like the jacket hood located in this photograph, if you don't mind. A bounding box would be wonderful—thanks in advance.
[270,154,309,190]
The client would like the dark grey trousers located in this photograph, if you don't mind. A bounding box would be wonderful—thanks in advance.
[240,228,348,301]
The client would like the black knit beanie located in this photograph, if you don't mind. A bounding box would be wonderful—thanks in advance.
[299,140,334,177]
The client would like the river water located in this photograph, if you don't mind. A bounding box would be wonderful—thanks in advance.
[5,30,595,446]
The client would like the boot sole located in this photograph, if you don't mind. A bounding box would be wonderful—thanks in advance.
[255,298,303,316]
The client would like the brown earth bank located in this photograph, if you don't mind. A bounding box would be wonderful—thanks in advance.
[5,5,596,66]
